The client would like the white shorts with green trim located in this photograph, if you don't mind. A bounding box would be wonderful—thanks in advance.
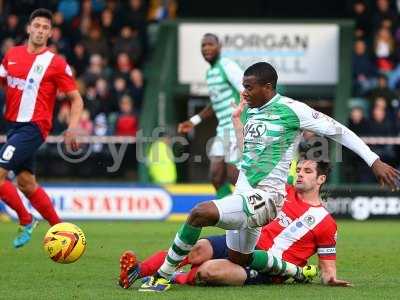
[212,187,284,254]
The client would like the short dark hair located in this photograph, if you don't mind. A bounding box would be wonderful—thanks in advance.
[29,8,53,24]
[203,33,219,44]
[244,62,278,89]
[315,160,331,180]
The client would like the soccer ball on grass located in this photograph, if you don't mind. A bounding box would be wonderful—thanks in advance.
[43,222,87,264]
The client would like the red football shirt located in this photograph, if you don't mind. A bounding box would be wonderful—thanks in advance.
[256,185,337,267]
[0,45,77,138]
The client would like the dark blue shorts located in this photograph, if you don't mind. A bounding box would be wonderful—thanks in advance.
[0,122,44,174]
[204,235,229,259]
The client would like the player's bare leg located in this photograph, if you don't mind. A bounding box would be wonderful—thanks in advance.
[17,171,61,225]
[210,157,232,199]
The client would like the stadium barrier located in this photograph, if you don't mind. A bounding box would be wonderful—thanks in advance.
[3,183,399,221]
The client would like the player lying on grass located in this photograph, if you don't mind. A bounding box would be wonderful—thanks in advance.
[138,62,399,292]
[120,158,351,288]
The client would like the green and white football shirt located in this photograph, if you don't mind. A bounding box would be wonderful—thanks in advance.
[240,93,379,193]
[206,57,243,138]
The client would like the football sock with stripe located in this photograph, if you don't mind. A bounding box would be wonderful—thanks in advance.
[249,250,303,280]
[216,183,232,199]
[158,223,202,280]
[0,180,32,225]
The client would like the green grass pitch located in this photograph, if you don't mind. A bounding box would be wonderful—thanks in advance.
[1,220,400,300]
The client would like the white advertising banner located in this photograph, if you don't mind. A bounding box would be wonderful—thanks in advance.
[5,187,172,220]
[179,23,339,94]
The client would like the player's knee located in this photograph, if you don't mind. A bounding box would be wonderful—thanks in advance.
[17,175,37,196]
[188,202,218,227]
[197,261,222,284]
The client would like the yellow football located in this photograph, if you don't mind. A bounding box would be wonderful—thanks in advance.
[43,222,87,264]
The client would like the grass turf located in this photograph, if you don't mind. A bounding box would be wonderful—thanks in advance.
[0,220,399,300]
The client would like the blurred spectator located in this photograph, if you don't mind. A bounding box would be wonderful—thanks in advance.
[111,76,129,102]
[352,0,371,38]
[0,14,24,44]
[113,26,143,66]
[114,95,138,136]
[368,99,397,163]
[367,74,397,106]
[70,43,89,77]
[352,39,377,95]
[373,0,398,30]
[129,68,144,109]
[82,54,110,86]
[50,27,71,57]
[53,102,70,134]
[115,52,134,79]
[374,27,396,72]
[78,109,94,136]
[82,26,109,58]
[1,38,15,59]
[100,8,119,43]
[57,0,80,22]
[348,106,369,135]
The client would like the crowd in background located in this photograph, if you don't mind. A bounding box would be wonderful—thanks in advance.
[0,0,398,181]
[347,0,400,182]
[0,0,177,139]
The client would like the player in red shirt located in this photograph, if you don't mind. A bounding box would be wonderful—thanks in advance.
[0,9,83,248]
[119,158,351,288]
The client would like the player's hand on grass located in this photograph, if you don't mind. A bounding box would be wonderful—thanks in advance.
[371,159,400,191]
[326,277,353,287]
[64,129,80,152]
[178,121,195,134]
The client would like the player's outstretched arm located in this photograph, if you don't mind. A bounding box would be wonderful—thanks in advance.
[319,259,352,287]
[64,90,84,151]
[178,104,214,134]
[291,101,400,190]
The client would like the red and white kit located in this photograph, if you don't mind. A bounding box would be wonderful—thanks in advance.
[0,45,76,137]
[257,185,337,266]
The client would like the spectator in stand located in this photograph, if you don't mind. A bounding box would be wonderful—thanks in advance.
[115,52,134,79]
[82,54,110,86]
[0,14,24,44]
[82,25,109,59]
[100,8,119,45]
[78,109,94,136]
[70,43,89,77]
[114,95,138,137]
[1,38,15,60]
[373,0,398,30]
[345,105,371,182]
[52,102,70,135]
[374,27,396,72]
[50,26,71,57]
[368,98,397,163]
[129,68,144,110]
[113,26,143,67]
[118,0,149,56]
[57,0,80,22]
[351,0,371,39]
[111,77,129,103]
[352,39,378,95]
[367,74,398,107]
